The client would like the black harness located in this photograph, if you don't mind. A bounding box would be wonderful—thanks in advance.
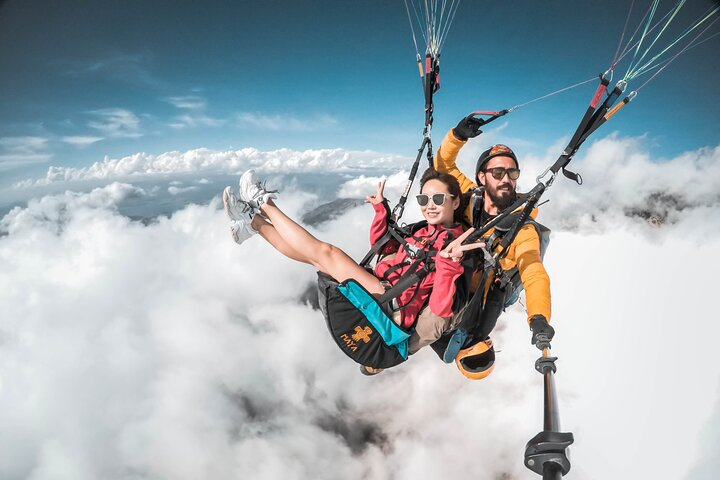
[359,201,460,317]
[431,189,551,362]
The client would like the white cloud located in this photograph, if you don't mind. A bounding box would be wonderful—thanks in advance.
[87,108,143,139]
[12,179,34,189]
[11,133,720,239]
[160,99,336,132]
[0,177,718,479]
[0,182,144,235]
[0,136,52,171]
[236,112,338,131]
[168,113,225,129]
[168,185,199,195]
[163,95,225,130]
[0,136,48,149]
[62,136,104,147]
[517,135,720,232]
[9,133,720,240]
[337,172,413,207]
[18,147,408,187]
[66,52,161,88]
[164,95,207,111]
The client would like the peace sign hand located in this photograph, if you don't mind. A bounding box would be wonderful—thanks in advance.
[439,228,486,263]
[365,178,387,205]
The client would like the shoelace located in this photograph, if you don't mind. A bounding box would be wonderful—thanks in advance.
[255,180,278,195]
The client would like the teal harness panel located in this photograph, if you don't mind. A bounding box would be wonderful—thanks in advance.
[337,281,410,359]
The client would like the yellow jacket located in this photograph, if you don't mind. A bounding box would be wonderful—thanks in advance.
[434,128,552,323]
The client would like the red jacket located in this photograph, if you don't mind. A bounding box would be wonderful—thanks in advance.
[369,202,465,329]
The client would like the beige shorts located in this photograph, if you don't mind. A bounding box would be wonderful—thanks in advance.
[393,308,454,356]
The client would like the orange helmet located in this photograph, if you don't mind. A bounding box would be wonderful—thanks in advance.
[455,337,495,380]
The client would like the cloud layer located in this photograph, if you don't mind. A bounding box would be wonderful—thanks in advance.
[0,136,52,171]
[1,155,719,479]
[14,134,720,238]
[87,109,143,139]
[235,112,338,132]
[19,147,406,187]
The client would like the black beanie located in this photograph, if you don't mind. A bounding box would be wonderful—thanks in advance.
[475,144,519,176]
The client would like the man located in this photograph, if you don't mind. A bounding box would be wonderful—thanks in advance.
[433,114,554,361]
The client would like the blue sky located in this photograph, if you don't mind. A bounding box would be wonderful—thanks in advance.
[1,0,718,190]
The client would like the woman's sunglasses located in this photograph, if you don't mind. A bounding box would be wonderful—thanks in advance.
[482,167,520,180]
[416,193,455,207]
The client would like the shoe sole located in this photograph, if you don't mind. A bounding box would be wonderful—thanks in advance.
[229,222,247,245]
[222,187,235,219]
[360,365,383,376]
[239,169,257,203]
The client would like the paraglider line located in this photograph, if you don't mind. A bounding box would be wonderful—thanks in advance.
[611,0,635,69]
[628,4,720,80]
[439,0,461,51]
[404,0,422,57]
[626,0,686,80]
[509,76,598,112]
[424,0,432,52]
[615,1,676,70]
[635,14,720,91]
[616,0,658,64]
[625,0,660,78]
[407,0,429,52]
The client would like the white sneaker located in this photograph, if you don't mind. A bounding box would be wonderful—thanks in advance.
[229,220,255,245]
[238,169,277,209]
[222,187,257,244]
[223,186,253,220]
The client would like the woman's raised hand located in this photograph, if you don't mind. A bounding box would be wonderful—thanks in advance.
[365,178,387,205]
[439,228,486,263]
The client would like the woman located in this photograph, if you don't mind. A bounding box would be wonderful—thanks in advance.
[222,168,482,374]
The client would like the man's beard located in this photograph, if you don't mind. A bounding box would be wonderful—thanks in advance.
[487,183,517,211]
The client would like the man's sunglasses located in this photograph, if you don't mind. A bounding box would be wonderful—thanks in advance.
[482,167,520,180]
[416,193,455,207]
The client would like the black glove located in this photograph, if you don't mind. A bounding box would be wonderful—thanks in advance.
[453,114,484,141]
[530,315,555,350]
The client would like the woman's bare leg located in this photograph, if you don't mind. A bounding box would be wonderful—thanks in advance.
[251,215,308,264]
[257,200,384,295]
